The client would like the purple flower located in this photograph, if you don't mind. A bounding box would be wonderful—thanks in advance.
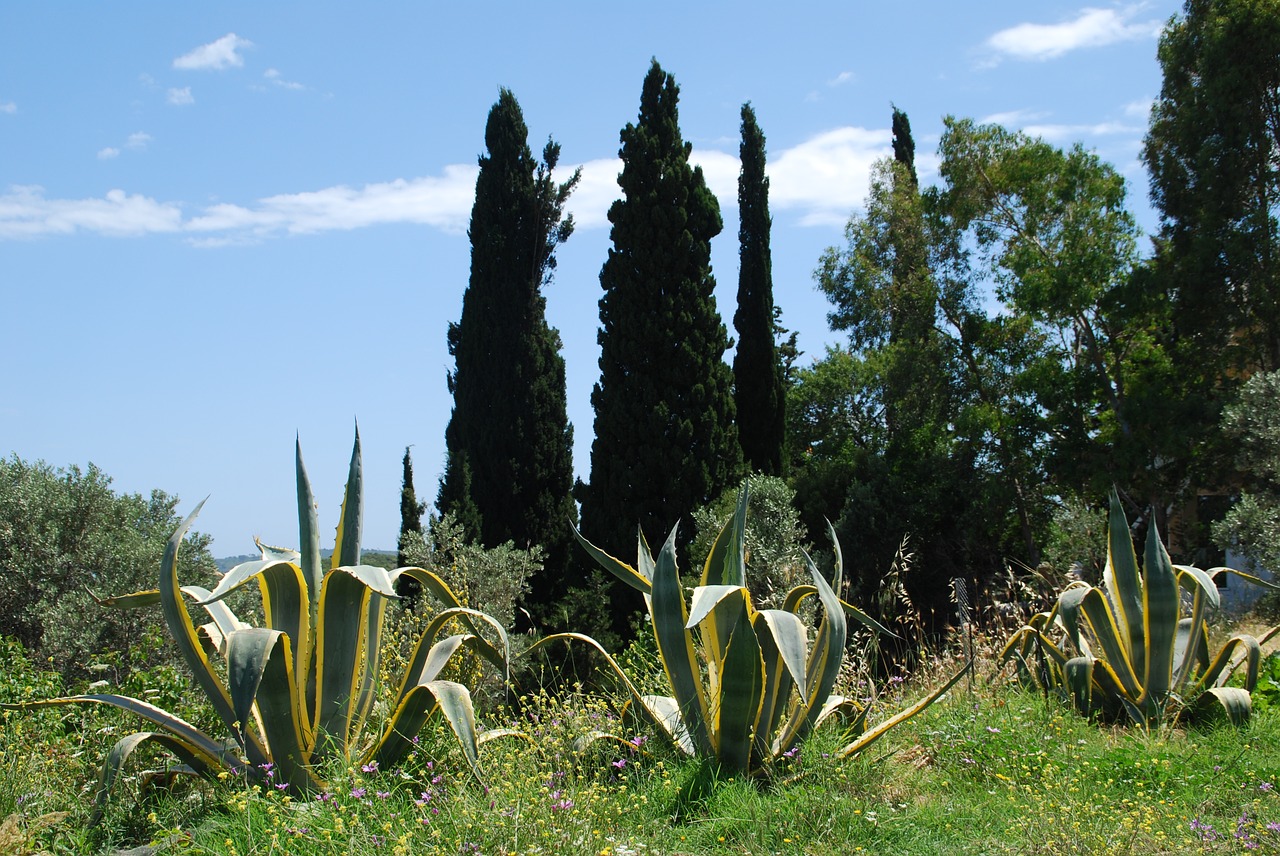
[376,791,390,800]
[986,726,1001,734]
[350,786,367,799]
[612,759,627,770]
[551,798,574,812]
[317,791,333,803]
[783,747,800,759]
[1261,782,1274,792]
[275,782,289,791]
[628,735,648,749]
[361,761,379,774]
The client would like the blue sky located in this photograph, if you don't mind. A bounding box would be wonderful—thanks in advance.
[1,1,1180,555]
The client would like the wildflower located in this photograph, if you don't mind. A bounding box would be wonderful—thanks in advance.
[1262,782,1274,792]
[351,786,367,799]
[376,791,390,800]
[612,759,627,770]
[986,726,1001,734]
[361,761,379,774]
[275,783,288,791]
[317,791,333,803]
[628,735,648,749]
[783,747,800,759]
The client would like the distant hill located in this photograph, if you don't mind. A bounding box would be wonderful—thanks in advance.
[215,549,397,573]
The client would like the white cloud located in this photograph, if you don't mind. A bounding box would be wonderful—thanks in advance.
[828,71,856,87]
[126,132,151,150]
[97,147,120,160]
[168,87,194,106]
[4,127,894,243]
[1020,120,1141,141]
[985,6,1162,63]
[264,68,305,91]
[0,102,15,114]
[0,186,184,238]
[769,126,892,226]
[1124,98,1155,119]
[980,109,1051,127]
[173,33,252,71]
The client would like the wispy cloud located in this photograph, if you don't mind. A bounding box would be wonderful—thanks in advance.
[97,148,120,160]
[1124,98,1154,119]
[828,71,856,87]
[769,126,892,225]
[126,132,152,150]
[0,186,184,238]
[168,87,194,106]
[980,109,1051,127]
[264,68,305,91]
[173,33,252,71]
[5,125,896,243]
[984,6,1162,63]
[0,102,15,115]
[1020,120,1142,141]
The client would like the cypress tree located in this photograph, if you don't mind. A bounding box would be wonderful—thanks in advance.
[580,60,742,636]
[397,446,425,569]
[733,103,786,476]
[437,88,580,623]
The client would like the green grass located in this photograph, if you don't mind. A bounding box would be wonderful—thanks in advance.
[3,636,1280,855]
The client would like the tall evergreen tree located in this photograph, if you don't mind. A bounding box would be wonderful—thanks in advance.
[397,446,425,569]
[580,60,741,635]
[733,103,786,476]
[1144,0,1280,374]
[437,88,580,623]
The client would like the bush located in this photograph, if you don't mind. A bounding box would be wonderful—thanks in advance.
[690,474,808,608]
[399,513,540,630]
[0,456,216,684]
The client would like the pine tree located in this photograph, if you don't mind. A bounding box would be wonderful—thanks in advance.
[397,446,425,569]
[437,88,580,623]
[580,60,742,636]
[733,103,786,476]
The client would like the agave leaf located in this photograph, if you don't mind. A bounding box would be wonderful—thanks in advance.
[838,659,971,758]
[296,437,323,624]
[1074,587,1142,700]
[1064,656,1094,716]
[570,523,653,595]
[90,731,216,824]
[314,568,374,757]
[87,587,161,608]
[754,609,810,701]
[157,502,266,762]
[1197,686,1253,726]
[715,613,765,773]
[3,694,240,771]
[1103,490,1144,668]
[333,426,363,569]
[226,628,282,737]
[701,485,748,589]
[367,680,483,783]
[1199,634,1262,691]
[637,695,694,755]
[648,524,711,756]
[1141,518,1179,708]
[239,628,320,793]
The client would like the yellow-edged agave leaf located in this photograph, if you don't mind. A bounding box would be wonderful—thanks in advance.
[226,628,282,737]
[754,609,810,700]
[1141,518,1180,708]
[715,614,766,773]
[333,427,364,569]
[158,501,267,764]
[638,695,695,755]
[243,629,321,793]
[1197,686,1253,726]
[89,731,218,824]
[402,606,511,692]
[649,524,711,755]
[367,680,483,782]
[571,523,653,595]
[87,587,162,608]
[314,567,377,756]
[201,556,312,687]
[296,437,324,625]
[701,485,748,588]
[1103,491,1145,667]
[837,659,971,759]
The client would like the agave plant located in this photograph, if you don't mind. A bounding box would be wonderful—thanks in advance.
[536,486,968,776]
[3,431,511,817]
[1002,491,1279,726]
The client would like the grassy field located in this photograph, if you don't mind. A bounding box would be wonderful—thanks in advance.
[3,631,1279,855]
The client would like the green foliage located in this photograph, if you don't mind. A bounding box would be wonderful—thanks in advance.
[2,432,513,820]
[0,454,216,684]
[1144,0,1280,376]
[540,486,965,777]
[399,512,541,632]
[438,88,579,626]
[1003,492,1279,727]
[580,59,742,638]
[690,474,808,608]
[733,102,786,477]
[1214,370,1280,576]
